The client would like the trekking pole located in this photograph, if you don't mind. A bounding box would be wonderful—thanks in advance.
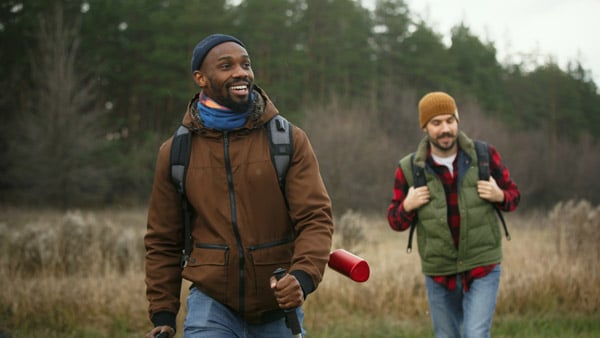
[272,268,302,338]
[155,332,169,338]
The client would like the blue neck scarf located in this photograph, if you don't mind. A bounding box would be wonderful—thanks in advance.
[197,92,251,131]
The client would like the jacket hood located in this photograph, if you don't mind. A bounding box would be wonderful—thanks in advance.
[181,85,279,135]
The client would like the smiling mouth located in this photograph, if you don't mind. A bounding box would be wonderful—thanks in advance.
[230,84,249,96]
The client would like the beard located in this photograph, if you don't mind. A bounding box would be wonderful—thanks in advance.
[220,95,252,114]
[207,79,253,114]
[429,132,457,152]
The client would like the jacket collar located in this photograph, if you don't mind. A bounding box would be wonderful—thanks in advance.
[413,131,476,169]
[181,85,279,135]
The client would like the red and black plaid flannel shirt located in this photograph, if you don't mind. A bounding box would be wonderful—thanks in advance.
[387,143,520,291]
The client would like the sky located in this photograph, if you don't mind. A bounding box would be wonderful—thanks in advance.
[361,0,600,86]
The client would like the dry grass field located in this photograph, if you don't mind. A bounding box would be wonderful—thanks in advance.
[0,200,598,337]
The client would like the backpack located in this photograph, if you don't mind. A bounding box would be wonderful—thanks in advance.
[169,115,293,267]
[406,140,510,253]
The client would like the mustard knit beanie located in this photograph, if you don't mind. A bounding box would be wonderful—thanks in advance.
[418,91,459,128]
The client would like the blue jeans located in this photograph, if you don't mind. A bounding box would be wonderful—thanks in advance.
[184,287,305,338]
[425,265,501,338]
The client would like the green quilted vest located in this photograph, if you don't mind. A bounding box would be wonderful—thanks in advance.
[399,132,502,275]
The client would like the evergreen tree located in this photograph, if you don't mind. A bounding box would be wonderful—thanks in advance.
[5,3,109,208]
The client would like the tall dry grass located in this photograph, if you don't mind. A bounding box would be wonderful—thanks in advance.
[0,201,598,336]
[0,207,149,335]
[304,201,600,332]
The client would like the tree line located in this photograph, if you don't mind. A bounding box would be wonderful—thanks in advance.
[1,0,598,210]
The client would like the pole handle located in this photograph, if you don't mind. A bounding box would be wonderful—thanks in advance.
[272,268,302,336]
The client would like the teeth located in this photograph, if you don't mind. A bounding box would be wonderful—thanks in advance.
[232,85,247,90]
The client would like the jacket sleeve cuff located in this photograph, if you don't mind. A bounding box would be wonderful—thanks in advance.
[290,270,315,298]
[151,311,177,332]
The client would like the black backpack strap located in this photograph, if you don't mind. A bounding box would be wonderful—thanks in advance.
[170,125,193,267]
[407,153,424,253]
[474,140,490,181]
[266,115,295,238]
[474,140,510,241]
[266,115,293,196]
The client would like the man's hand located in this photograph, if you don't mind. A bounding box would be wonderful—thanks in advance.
[270,273,304,309]
[477,176,505,203]
[403,186,430,212]
[146,325,175,338]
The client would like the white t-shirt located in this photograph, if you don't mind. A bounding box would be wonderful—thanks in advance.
[432,153,457,176]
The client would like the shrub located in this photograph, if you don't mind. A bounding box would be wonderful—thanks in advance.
[550,199,600,278]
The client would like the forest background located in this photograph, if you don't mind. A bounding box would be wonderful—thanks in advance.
[1,0,600,337]
[1,0,599,210]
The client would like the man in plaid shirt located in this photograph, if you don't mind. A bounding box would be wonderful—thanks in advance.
[387,91,520,338]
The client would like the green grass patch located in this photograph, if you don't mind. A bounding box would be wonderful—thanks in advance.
[492,314,600,338]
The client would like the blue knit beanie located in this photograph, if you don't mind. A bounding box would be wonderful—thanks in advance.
[191,34,245,73]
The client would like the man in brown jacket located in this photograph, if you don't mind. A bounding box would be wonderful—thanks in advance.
[144,34,334,338]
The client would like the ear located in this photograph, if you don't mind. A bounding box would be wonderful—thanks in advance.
[192,71,206,87]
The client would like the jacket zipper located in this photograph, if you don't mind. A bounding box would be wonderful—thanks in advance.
[195,243,229,250]
[248,237,294,251]
[224,131,246,315]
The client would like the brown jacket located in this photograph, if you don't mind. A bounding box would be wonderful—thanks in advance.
[145,86,333,325]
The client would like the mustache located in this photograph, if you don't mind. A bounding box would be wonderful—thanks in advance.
[437,132,455,139]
